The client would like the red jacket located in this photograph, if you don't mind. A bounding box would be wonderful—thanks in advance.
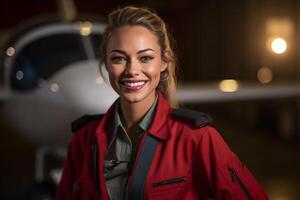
[56,92,269,200]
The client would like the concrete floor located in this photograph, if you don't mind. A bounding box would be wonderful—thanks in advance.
[0,115,299,199]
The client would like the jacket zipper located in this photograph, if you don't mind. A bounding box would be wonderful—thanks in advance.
[228,167,253,200]
[152,177,187,187]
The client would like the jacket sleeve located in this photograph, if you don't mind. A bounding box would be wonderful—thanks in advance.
[195,126,269,200]
[56,132,84,200]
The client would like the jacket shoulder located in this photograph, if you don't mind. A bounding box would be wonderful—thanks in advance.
[71,114,104,133]
[171,108,213,128]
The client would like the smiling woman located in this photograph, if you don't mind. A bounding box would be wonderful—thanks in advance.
[105,25,167,134]
[56,6,269,200]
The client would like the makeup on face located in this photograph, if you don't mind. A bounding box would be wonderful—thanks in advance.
[105,25,164,106]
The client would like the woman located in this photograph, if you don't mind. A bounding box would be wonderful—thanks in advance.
[56,6,269,200]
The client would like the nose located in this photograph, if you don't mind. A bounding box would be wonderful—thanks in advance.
[125,58,140,76]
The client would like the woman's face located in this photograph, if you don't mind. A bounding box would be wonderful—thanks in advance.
[105,25,166,105]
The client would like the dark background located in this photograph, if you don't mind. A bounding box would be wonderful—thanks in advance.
[0,0,299,199]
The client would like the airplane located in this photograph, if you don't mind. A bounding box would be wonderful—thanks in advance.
[0,0,299,199]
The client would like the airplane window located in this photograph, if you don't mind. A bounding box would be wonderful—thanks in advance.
[90,34,103,59]
[10,33,87,91]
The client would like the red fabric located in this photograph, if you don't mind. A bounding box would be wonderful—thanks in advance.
[56,92,269,200]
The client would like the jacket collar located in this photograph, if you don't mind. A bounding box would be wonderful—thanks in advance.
[147,91,171,140]
[95,90,172,141]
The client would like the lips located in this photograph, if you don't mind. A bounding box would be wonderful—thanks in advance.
[120,80,148,91]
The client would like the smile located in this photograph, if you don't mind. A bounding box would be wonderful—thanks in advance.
[121,80,147,91]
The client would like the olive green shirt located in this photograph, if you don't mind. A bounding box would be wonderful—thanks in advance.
[104,96,158,200]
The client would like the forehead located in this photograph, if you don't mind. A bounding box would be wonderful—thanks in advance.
[106,25,161,53]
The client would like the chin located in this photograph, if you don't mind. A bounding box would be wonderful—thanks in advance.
[121,89,156,105]
[121,93,145,103]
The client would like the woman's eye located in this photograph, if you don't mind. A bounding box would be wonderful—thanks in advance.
[110,56,127,64]
[140,56,153,63]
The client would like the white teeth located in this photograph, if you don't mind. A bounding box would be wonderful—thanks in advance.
[125,81,145,87]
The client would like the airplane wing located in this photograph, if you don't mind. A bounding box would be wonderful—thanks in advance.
[177,81,300,103]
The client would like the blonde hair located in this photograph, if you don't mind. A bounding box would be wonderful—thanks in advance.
[100,6,178,108]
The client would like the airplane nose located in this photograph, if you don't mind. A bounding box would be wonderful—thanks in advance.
[0,21,118,147]
[6,32,87,91]
[2,22,107,92]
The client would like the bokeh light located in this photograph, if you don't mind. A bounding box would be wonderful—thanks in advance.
[271,37,287,54]
[74,21,92,36]
[6,47,15,57]
[50,83,60,92]
[219,79,239,92]
[257,67,273,84]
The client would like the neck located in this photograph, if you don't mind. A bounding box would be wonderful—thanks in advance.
[120,93,156,134]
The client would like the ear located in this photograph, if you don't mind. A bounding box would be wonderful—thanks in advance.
[161,50,171,72]
[161,61,168,72]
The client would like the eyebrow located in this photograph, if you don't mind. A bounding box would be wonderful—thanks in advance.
[137,48,156,54]
[109,48,156,54]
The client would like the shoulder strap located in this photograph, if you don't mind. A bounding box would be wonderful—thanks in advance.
[128,134,159,200]
[172,108,213,128]
[71,114,104,133]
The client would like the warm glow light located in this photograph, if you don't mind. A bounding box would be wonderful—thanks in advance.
[50,83,60,92]
[271,38,287,54]
[219,79,239,92]
[6,47,15,56]
[74,21,93,36]
[74,21,92,36]
[257,67,273,84]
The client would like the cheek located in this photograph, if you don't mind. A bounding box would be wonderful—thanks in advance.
[147,63,162,83]
[107,66,122,80]
[107,67,122,89]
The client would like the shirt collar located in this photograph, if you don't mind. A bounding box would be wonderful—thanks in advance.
[113,100,122,136]
[138,95,158,132]
[96,91,172,141]
[112,94,158,138]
